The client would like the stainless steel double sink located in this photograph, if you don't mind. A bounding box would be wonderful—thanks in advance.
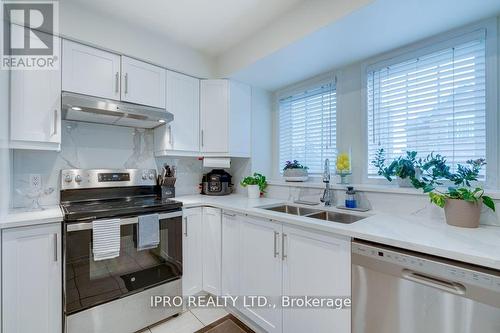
[261,204,366,224]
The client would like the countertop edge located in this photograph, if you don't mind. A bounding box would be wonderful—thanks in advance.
[178,195,500,271]
[1,206,63,229]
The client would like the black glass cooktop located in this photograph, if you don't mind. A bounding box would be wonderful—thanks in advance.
[61,196,182,222]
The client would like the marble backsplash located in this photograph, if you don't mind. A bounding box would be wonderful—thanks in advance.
[12,121,252,208]
[12,121,157,207]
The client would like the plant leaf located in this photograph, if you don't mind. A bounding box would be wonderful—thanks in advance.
[482,196,495,212]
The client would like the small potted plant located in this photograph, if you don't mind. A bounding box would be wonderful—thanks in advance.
[371,149,420,187]
[412,157,495,228]
[240,173,267,199]
[283,160,309,182]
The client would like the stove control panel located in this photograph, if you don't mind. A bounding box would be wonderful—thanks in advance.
[61,169,157,190]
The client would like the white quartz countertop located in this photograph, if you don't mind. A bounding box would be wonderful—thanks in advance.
[0,205,63,229]
[177,194,500,270]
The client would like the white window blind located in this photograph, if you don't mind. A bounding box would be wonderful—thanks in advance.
[279,82,336,174]
[367,35,486,177]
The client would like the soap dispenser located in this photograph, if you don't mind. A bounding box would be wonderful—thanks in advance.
[345,186,357,209]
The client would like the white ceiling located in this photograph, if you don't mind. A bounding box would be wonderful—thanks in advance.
[62,0,304,56]
[230,0,500,91]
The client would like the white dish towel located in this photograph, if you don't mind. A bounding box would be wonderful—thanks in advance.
[92,218,121,261]
[138,213,160,251]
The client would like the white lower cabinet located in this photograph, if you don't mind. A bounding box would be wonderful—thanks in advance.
[221,211,241,300]
[220,211,351,333]
[182,207,222,297]
[2,223,62,333]
[282,226,351,333]
[239,215,283,333]
[202,207,222,295]
[182,207,203,296]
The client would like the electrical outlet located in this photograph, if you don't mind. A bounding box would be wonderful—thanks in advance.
[29,174,42,192]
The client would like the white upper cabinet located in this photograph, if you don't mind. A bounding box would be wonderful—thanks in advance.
[10,30,61,151]
[62,39,121,100]
[200,79,251,156]
[121,56,166,108]
[154,71,200,154]
[2,223,62,333]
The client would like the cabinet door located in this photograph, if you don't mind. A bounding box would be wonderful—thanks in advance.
[155,71,200,154]
[282,226,351,333]
[121,56,166,108]
[182,208,203,296]
[200,80,229,153]
[221,211,241,300]
[2,223,62,333]
[202,207,222,295]
[10,29,61,150]
[62,39,120,100]
[240,216,282,333]
[167,71,200,152]
[228,81,251,157]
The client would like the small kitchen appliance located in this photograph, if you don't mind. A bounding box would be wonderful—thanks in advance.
[60,169,183,333]
[201,169,233,196]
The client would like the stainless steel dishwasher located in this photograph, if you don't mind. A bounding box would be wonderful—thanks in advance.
[352,240,500,333]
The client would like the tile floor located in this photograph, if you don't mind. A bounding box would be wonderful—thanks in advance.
[140,307,230,333]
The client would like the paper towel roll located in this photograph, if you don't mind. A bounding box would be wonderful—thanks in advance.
[203,157,231,168]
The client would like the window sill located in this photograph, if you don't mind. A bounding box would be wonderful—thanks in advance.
[267,179,500,200]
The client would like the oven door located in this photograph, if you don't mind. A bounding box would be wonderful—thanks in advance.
[64,210,182,315]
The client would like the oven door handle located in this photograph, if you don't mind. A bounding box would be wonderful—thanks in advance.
[66,211,183,232]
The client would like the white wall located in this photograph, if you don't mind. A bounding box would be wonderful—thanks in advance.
[59,1,214,78]
[216,0,372,78]
[271,17,500,185]
[250,87,273,177]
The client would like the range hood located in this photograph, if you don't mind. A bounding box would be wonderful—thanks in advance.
[61,92,173,129]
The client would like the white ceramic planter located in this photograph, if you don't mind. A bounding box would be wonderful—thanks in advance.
[247,185,260,199]
[396,177,413,187]
[283,168,308,182]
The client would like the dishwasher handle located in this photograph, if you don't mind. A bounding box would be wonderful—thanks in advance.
[402,269,466,296]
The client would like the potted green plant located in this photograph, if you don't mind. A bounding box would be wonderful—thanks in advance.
[240,173,267,199]
[283,160,309,182]
[371,149,420,187]
[412,157,495,228]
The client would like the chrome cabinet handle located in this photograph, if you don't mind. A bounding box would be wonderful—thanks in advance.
[282,233,287,260]
[223,212,236,217]
[124,73,129,94]
[52,109,58,136]
[168,125,173,146]
[53,233,58,262]
[201,130,204,147]
[115,72,119,93]
[184,217,188,237]
[274,231,280,258]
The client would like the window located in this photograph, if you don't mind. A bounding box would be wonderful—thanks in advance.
[367,33,487,177]
[279,82,336,174]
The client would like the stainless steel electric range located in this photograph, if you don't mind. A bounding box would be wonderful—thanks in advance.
[60,169,183,333]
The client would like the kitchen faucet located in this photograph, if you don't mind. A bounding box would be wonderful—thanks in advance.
[320,159,333,206]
